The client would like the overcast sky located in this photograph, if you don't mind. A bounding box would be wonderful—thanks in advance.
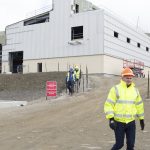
[0,0,150,33]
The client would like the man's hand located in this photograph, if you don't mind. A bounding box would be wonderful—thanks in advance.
[140,119,145,130]
[109,118,116,130]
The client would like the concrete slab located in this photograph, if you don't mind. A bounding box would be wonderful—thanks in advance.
[0,100,27,108]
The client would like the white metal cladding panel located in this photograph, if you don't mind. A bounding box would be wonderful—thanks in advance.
[3,1,104,61]
[22,23,51,59]
[6,22,21,34]
[104,21,150,49]
[104,41,150,66]
[48,9,104,57]
[22,10,104,59]
[104,32,149,53]
[104,39,150,60]
[104,11,150,45]
[103,11,150,66]
[67,10,104,56]
[103,31,150,65]
[3,21,35,61]
[6,22,24,46]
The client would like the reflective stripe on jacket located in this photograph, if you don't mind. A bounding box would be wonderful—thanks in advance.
[104,80,144,123]
[66,72,75,82]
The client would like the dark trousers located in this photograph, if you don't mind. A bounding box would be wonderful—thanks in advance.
[111,120,136,150]
[67,81,74,94]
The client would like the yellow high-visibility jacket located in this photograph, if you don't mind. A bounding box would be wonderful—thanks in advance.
[74,70,81,80]
[104,80,144,123]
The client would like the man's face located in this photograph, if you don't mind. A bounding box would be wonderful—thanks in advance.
[122,75,133,85]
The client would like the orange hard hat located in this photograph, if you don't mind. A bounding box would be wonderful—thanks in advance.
[121,67,135,77]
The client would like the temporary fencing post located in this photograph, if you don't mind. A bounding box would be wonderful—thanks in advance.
[66,81,67,94]
[86,65,88,88]
[83,75,84,92]
[77,80,79,93]
[45,62,47,72]
[58,62,59,72]
[28,64,29,73]
[67,63,70,71]
[147,71,150,99]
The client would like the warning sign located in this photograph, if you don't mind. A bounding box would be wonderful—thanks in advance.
[46,81,57,99]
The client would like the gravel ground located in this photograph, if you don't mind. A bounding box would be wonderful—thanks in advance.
[0,75,149,150]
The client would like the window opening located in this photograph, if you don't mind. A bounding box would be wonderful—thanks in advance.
[137,43,140,48]
[37,63,42,72]
[127,37,130,43]
[75,4,79,13]
[24,13,49,26]
[146,47,149,52]
[71,26,83,40]
[9,51,23,73]
[114,31,119,38]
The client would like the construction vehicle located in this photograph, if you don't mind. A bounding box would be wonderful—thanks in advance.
[123,59,145,78]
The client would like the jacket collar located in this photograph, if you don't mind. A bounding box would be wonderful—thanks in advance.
[120,79,135,88]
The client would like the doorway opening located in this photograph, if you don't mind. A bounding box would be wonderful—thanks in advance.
[9,51,23,73]
[37,63,42,72]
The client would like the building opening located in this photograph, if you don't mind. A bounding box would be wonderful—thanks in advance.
[24,12,49,26]
[71,26,83,40]
[9,51,23,73]
[37,63,42,72]
[75,4,79,13]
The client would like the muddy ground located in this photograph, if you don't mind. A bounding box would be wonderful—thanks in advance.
[0,75,149,150]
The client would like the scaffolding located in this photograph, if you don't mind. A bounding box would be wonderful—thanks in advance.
[123,59,145,78]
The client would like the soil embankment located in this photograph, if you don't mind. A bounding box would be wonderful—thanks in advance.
[0,72,66,101]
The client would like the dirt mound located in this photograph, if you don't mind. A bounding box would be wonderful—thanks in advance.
[0,72,67,101]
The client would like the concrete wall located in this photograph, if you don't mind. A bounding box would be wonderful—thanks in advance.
[22,55,103,74]
[2,54,104,74]
[103,55,123,76]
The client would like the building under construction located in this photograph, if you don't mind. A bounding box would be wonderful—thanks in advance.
[2,0,150,76]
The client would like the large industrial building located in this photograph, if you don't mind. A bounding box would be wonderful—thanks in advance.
[2,0,150,76]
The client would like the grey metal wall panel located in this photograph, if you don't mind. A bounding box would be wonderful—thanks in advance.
[3,3,104,62]
[103,10,150,67]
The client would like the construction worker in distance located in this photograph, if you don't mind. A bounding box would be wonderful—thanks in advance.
[74,65,81,88]
[104,67,145,150]
[66,68,75,95]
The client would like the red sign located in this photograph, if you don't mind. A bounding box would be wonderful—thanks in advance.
[46,81,57,98]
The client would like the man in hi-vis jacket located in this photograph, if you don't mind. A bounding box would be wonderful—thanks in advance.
[104,67,145,150]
